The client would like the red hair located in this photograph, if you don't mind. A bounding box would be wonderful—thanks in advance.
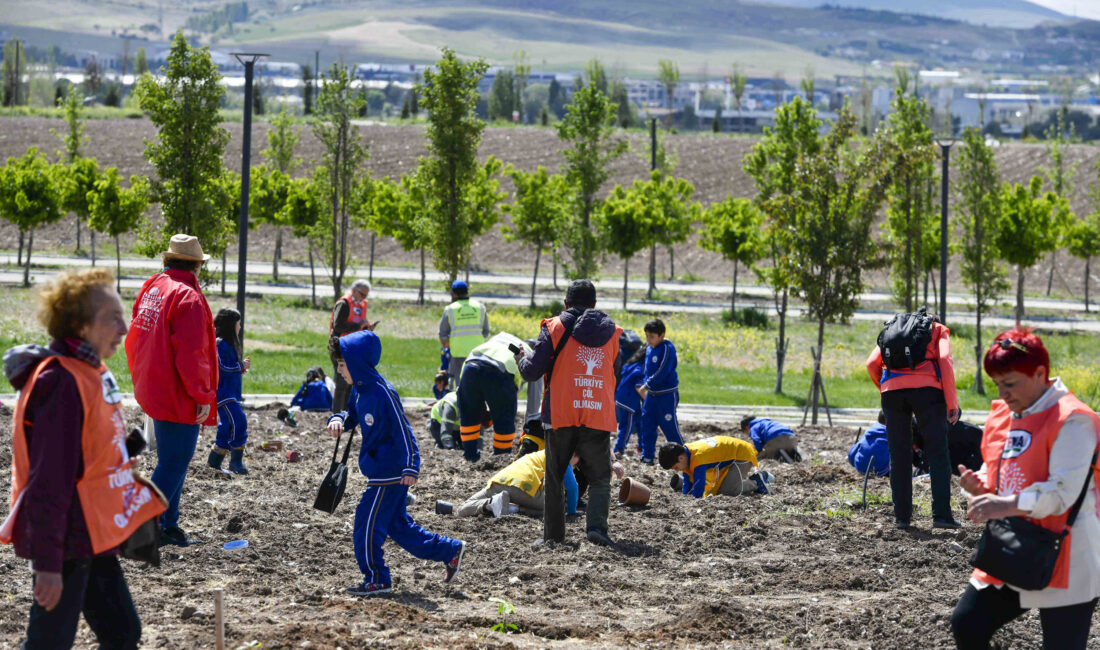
[983,328,1049,378]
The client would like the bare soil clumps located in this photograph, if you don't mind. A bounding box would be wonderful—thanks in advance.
[0,405,1056,648]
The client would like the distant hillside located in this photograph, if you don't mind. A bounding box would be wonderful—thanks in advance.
[759,0,1068,27]
[1,0,1097,76]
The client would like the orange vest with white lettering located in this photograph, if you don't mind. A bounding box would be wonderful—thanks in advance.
[1,357,166,554]
[544,316,621,432]
[971,392,1100,589]
[330,294,369,336]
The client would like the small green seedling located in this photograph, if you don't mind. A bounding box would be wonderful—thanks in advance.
[488,596,519,634]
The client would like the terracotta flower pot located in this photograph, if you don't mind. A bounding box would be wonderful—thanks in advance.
[618,477,651,506]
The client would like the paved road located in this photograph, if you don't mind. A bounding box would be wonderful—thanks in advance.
[4,267,1100,332]
[7,253,1099,315]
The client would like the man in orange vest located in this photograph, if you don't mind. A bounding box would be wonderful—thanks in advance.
[516,279,622,547]
[329,279,374,412]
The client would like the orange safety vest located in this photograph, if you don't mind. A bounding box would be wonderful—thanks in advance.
[971,392,1100,589]
[1,358,166,554]
[330,294,369,336]
[544,316,621,433]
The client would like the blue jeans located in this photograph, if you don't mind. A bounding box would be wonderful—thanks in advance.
[216,400,248,449]
[23,556,140,649]
[150,419,200,530]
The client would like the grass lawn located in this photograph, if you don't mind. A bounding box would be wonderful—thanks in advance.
[2,286,1099,412]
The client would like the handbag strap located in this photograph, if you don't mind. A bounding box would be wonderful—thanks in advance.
[1065,450,1098,528]
[545,313,578,382]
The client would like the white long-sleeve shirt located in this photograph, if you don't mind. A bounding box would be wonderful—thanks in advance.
[967,378,1100,608]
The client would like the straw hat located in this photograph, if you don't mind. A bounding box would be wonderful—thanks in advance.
[162,234,210,263]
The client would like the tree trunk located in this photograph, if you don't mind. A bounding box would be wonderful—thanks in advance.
[774,288,788,394]
[1015,264,1025,326]
[552,249,559,289]
[23,229,34,288]
[811,315,826,425]
[17,230,24,266]
[648,243,656,299]
[76,216,82,252]
[1085,255,1091,314]
[369,232,376,283]
[115,235,122,293]
[273,228,283,283]
[622,256,629,310]
[90,231,97,267]
[1046,249,1057,296]
[530,240,542,308]
[923,270,929,308]
[419,247,426,305]
[930,271,937,310]
[221,248,227,295]
[308,243,316,308]
[667,246,675,280]
[731,261,738,319]
[973,305,985,395]
[905,180,913,312]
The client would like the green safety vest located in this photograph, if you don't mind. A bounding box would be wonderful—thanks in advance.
[430,391,459,425]
[445,298,485,357]
[464,333,530,390]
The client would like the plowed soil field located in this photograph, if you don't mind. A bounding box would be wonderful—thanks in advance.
[0,402,1067,648]
[0,116,1095,297]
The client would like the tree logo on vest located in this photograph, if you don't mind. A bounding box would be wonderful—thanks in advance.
[572,346,606,411]
[101,370,122,405]
[1002,430,1032,459]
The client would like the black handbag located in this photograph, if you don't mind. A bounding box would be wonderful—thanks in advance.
[969,447,1096,591]
[313,428,357,514]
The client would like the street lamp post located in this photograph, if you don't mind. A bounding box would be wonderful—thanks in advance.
[230,52,268,346]
[934,136,957,326]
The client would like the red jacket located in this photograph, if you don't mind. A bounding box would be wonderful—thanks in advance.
[866,321,958,412]
[126,269,218,425]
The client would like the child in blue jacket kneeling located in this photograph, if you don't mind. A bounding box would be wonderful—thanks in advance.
[327,331,466,596]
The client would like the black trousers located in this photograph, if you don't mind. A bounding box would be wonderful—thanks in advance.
[332,361,350,413]
[24,555,141,650]
[881,386,952,521]
[951,584,1098,650]
[544,426,611,542]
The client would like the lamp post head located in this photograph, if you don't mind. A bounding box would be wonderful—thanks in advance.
[934,136,958,150]
[230,53,269,67]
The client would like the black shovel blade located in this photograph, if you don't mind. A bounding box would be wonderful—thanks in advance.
[313,462,349,514]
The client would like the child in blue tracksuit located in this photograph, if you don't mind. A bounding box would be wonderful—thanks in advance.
[740,415,802,462]
[207,309,251,475]
[613,347,646,455]
[638,319,682,464]
[327,331,466,596]
[291,366,334,411]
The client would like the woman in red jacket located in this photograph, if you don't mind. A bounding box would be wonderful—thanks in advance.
[125,234,218,547]
[3,268,165,648]
[867,312,961,529]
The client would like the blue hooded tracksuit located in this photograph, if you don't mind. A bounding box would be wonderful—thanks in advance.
[613,360,645,454]
[215,338,247,449]
[848,423,891,477]
[291,379,333,411]
[639,339,682,460]
[746,418,795,452]
[330,331,463,586]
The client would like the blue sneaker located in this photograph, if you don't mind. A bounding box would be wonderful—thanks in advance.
[750,470,774,495]
[444,541,466,583]
[347,581,392,596]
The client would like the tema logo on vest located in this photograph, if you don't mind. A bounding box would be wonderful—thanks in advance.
[572,345,606,411]
[1002,430,1033,459]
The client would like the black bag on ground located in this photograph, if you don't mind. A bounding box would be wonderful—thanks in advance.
[313,428,357,514]
[877,309,936,370]
[969,450,1096,591]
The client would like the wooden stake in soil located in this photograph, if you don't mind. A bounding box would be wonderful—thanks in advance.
[214,589,225,650]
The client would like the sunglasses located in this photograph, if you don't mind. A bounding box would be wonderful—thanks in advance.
[992,339,1028,353]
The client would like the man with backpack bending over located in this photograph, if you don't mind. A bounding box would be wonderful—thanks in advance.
[866,308,961,530]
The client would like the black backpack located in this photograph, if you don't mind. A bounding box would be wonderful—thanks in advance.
[877,310,936,370]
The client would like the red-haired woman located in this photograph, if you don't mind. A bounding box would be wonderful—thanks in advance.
[951,329,1100,649]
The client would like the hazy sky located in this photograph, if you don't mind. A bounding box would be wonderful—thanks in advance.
[1026,0,1100,20]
